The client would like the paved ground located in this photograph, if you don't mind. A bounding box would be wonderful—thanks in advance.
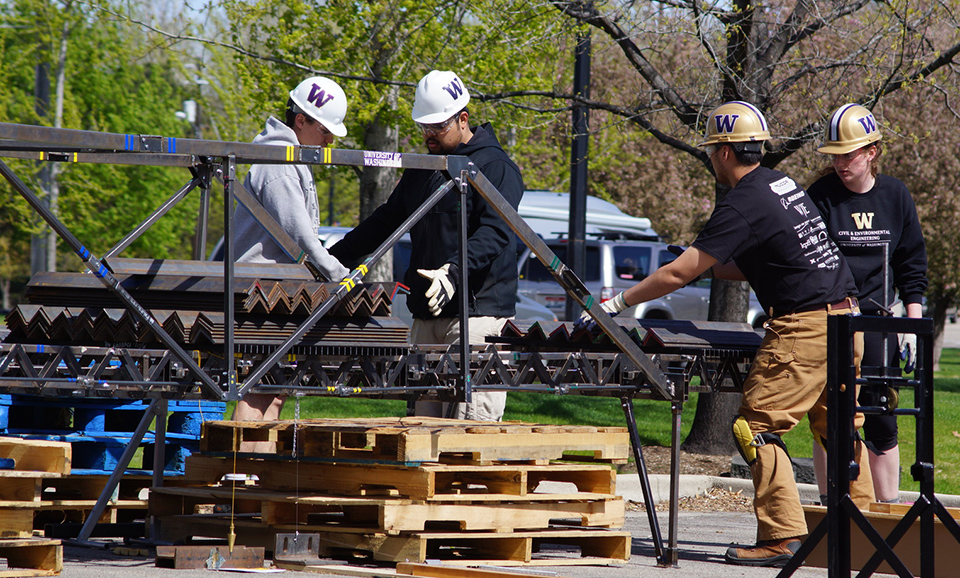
[942,318,960,349]
[47,470,935,578]
[54,509,843,578]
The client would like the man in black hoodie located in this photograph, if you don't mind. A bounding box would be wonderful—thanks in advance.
[330,70,524,421]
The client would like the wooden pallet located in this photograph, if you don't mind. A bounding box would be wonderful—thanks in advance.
[0,472,63,502]
[0,473,182,537]
[803,503,960,577]
[182,455,616,499]
[149,486,624,533]
[0,538,62,576]
[0,498,148,538]
[1,472,168,503]
[156,517,630,565]
[200,418,629,464]
[0,438,71,475]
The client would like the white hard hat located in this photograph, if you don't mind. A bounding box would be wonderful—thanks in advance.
[289,76,348,137]
[699,101,771,147]
[817,103,882,155]
[411,70,470,124]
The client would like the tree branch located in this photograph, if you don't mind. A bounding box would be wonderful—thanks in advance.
[876,41,960,101]
[549,0,699,127]
[82,1,419,89]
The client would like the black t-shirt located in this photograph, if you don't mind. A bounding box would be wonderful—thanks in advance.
[808,172,928,313]
[693,166,858,313]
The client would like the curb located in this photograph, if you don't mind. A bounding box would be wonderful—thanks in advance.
[614,474,960,508]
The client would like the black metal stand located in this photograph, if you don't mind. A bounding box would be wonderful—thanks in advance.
[778,314,960,577]
[620,397,667,565]
[66,399,167,547]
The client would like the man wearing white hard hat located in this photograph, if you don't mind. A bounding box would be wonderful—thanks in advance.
[232,76,351,431]
[331,70,525,421]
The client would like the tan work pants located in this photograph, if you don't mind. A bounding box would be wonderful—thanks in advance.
[739,306,875,541]
[410,316,509,421]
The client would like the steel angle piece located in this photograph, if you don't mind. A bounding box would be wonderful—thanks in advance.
[273,532,326,568]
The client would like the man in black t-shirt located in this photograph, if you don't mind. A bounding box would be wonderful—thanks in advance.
[581,101,875,567]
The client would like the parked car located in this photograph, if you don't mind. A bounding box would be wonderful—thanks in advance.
[517,237,768,327]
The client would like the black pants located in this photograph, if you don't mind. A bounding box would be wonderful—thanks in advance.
[858,325,900,454]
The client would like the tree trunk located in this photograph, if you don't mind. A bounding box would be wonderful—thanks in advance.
[1,277,9,311]
[681,278,748,455]
[682,183,748,456]
[357,113,398,283]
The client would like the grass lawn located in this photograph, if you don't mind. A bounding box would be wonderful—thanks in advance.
[229,348,960,495]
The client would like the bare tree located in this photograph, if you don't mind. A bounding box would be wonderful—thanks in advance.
[534,0,960,453]
[72,0,959,451]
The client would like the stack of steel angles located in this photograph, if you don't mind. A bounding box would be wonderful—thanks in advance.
[4,306,409,347]
[5,260,404,348]
[496,318,763,352]
[22,271,393,317]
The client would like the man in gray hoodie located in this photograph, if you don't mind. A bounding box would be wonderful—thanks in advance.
[232,76,350,427]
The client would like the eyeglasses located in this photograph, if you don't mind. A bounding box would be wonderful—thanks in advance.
[418,115,458,136]
[313,122,333,138]
[834,148,865,162]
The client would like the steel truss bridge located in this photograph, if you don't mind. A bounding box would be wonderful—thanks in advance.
[3,121,940,576]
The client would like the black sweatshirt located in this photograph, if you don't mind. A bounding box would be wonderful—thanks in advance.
[330,123,525,319]
[808,172,928,312]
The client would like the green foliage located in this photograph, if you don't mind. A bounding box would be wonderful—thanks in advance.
[212,0,571,224]
[0,0,209,278]
[505,391,697,446]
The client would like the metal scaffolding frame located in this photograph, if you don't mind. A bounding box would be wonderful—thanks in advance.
[0,121,753,563]
[777,314,960,578]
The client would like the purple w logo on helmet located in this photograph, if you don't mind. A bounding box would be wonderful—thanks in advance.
[307,84,335,108]
[441,79,464,100]
[856,114,877,134]
[715,114,740,134]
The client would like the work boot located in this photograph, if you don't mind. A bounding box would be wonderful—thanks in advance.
[725,538,802,567]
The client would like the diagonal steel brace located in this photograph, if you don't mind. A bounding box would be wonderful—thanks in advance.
[0,158,221,399]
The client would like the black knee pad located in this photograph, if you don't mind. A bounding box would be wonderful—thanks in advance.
[862,413,899,454]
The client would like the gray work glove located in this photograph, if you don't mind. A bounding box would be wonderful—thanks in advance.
[898,333,917,373]
[418,263,458,317]
[574,292,628,332]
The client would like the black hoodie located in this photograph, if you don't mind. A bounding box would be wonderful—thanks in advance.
[330,123,525,319]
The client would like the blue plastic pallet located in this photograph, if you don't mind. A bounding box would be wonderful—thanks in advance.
[0,395,224,475]
[0,395,224,434]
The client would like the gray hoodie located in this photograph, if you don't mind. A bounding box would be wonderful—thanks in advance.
[233,116,349,280]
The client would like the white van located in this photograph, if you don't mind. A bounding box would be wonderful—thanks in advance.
[519,190,659,240]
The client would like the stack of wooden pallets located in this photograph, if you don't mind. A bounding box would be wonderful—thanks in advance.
[151,417,633,567]
[0,435,153,536]
[0,437,67,575]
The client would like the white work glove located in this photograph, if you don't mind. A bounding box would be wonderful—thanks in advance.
[418,263,458,317]
[574,292,628,331]
[898,333,917,373]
